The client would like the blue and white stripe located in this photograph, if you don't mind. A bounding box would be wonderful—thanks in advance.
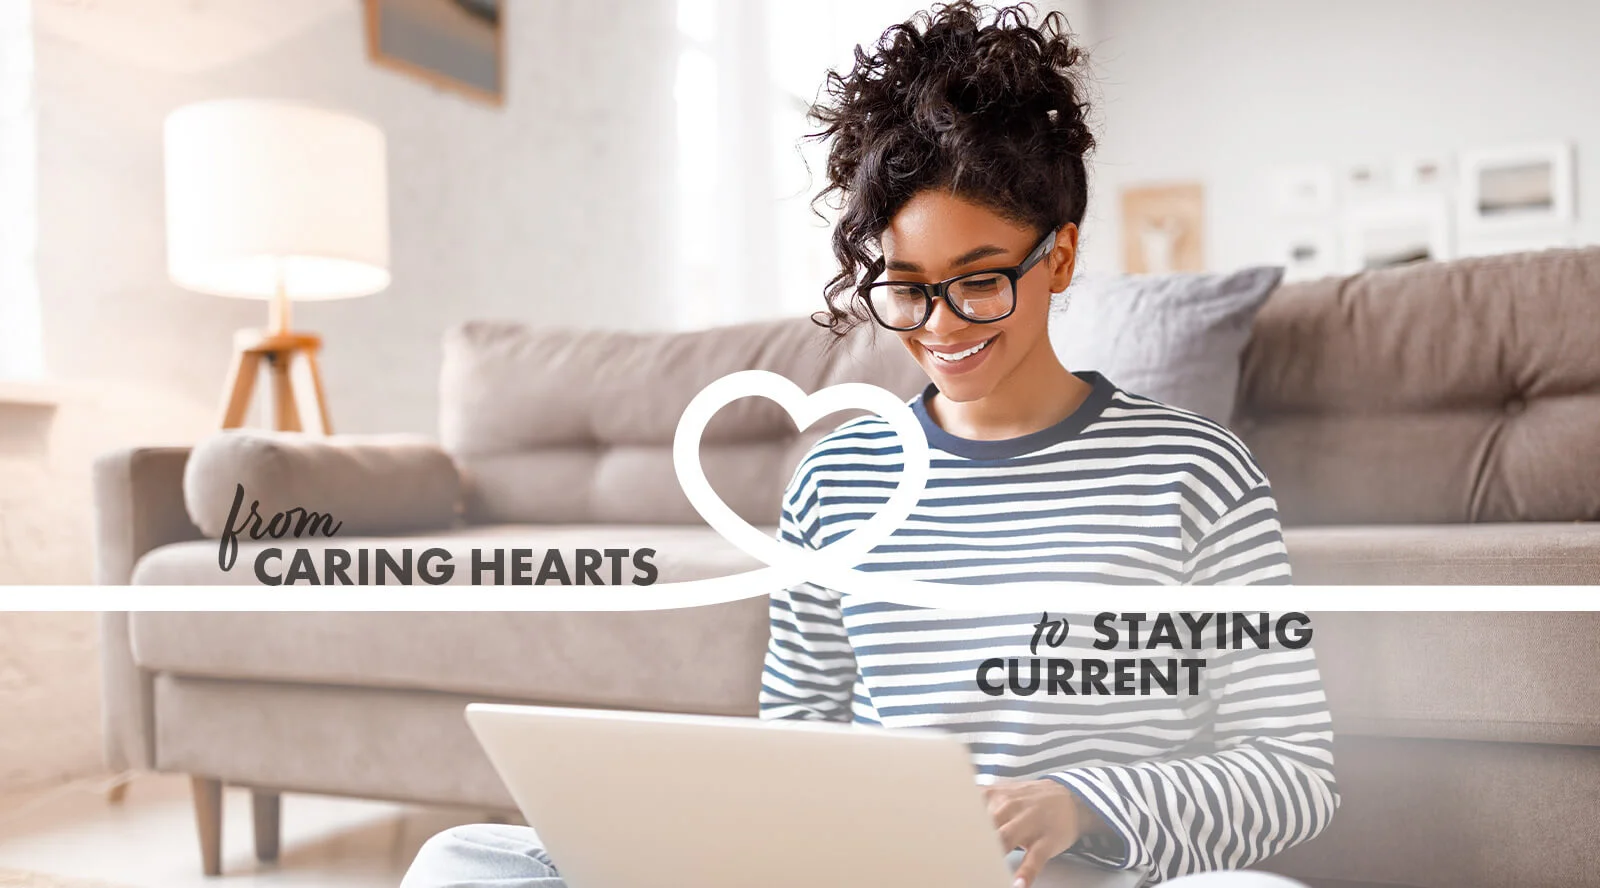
[760,372,1337,884]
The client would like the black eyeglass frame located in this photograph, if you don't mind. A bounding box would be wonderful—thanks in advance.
[857,228,1059,332]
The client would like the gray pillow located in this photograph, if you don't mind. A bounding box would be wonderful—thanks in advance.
[1048,266,1284,424]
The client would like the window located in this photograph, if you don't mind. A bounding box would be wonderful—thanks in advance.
[0,0,42,379]
[673,0,722,330]
[765,1,930,319]
[672,0,930,330]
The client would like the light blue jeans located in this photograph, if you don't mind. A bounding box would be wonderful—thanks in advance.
[399,823,1157,888]
[401,823,566,888]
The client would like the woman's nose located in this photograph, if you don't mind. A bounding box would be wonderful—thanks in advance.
[922,296,968,336]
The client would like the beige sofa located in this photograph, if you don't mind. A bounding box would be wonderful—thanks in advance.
[95,248,1600,887]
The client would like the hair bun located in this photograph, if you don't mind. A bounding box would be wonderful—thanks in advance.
[808,2,1096,337]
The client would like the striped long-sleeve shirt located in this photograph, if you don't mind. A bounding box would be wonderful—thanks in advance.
[758,372,1338,885]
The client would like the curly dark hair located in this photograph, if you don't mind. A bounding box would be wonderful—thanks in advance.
[808,2,1095,336]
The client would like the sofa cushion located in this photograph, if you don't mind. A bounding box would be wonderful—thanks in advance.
[1284,522,1600,584]
[1287,523,1600,747]
[131,523,761,586]
[1049,266,1283,424]
[1260,734,1600,888]
[183,430,463,537]
[439,318,927,526]
[135,603,770,719]
[1237,247,1600,525]
[129,524,769,714]
[151,674,518,809]
[1309,610,1600,746]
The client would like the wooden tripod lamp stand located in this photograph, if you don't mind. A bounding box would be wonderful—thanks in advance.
[164,99,390,434]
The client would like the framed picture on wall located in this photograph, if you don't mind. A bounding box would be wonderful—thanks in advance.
[1275,226,1340,282]
[364,0,505,105]
[1268,165,1337,217]
[1459,143,1574,232]
[1343,161,1391,198]
[1342,195,1453,273]
[1120,182,1206,274]
[1396,154,1453,191]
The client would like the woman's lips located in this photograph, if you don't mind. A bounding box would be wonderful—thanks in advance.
[920,334,997,375]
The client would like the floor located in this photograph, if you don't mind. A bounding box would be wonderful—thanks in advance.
[0,774,510,888]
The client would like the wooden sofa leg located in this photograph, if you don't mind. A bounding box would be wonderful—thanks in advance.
[252,789,281,863]
[191,776,223,876]
[105,774,132,804]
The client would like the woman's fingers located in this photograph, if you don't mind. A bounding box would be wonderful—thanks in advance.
[987,779,1088,887]
[995,813,1038,853]
[1011,842,1051,888]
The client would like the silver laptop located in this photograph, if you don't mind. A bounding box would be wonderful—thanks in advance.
[466,703,1142,888]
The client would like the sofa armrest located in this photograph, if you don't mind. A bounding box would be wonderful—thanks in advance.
[93,447,198,772]
[100,611,154,770]
[93,446,202,585]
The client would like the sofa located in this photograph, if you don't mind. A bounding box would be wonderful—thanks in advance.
[95,247,1600,887]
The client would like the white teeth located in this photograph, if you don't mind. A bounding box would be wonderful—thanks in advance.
[929,339,991,362]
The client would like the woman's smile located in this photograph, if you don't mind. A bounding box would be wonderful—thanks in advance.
[920,333,999,374]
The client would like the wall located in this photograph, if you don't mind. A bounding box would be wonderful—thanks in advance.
[0,0,43,379]
[0,612,100,791]
[36,0,679,437]
[1079,0,1600,274]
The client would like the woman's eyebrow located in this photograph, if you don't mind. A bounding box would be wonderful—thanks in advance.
[951,244,1010,267]
[886,244,1010,273]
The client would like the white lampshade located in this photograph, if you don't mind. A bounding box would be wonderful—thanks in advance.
[164,99,390,300]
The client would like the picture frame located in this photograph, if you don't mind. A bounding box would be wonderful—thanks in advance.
[1120,181,1206,274]
[1396,153,1453,191]
[1341,195,1453,273]
[1343,161,1392,198]
[1458,142,1574,232]
[363,0,505,106]
[1275,226,1340,283]
[1268,165,1337,217]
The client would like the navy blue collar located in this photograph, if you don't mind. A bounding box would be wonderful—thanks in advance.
[911,371,1117,460]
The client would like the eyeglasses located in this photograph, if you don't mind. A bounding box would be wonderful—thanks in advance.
[858,229,1058,331]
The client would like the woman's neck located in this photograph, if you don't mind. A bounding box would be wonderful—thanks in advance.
[927,343,1092,441]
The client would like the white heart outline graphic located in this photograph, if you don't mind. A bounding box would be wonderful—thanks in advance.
[672,370,931,582]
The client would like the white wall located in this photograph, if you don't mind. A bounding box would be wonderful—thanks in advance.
[1048,0,1095,42]
[1079,0,1600,274]
[0,0,42,378]
[0,613,99,791]
[35,0,678,436]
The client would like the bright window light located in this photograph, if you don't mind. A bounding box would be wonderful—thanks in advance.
[0,0,42,378]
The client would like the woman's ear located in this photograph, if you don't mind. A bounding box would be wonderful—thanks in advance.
[1048,224,1080,293]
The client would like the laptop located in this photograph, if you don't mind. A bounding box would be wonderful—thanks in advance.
[466,703,1143,888]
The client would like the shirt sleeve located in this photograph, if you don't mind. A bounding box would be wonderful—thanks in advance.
[1049,486,1337,883]
[757,454,857,723]
[1185,483,1294,584]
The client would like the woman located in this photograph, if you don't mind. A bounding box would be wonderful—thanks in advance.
[402,4,1336,887]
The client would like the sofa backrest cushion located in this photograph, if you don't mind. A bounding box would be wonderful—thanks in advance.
[443,247,1600,529]
[441,318,927,526]
[1234,247,1600,524]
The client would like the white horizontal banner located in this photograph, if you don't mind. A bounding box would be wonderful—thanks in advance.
[1,584,1595,612]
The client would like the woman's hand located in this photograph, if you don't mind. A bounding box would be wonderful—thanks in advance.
[982,778,1106,888]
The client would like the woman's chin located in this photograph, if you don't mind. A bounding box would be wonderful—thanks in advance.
[920,360,1001,402]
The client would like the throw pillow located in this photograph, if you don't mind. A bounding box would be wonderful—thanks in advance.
[183,430,463,538]
[1048,266,1284,424]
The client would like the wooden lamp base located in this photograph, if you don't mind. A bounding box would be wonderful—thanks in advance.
[219,328,333,433]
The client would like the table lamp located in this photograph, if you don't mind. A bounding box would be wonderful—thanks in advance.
[164,99,390,433]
